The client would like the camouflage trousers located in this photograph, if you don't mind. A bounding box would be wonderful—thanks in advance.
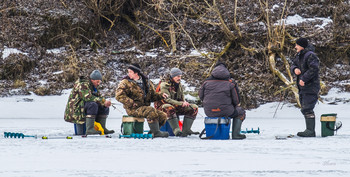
[127,106,167,126]
[158,103,198,120]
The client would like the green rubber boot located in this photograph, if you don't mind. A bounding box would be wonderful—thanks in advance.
[85,115,101,135]
[232,118,246,139]
[181,117,197,137]
[148,121,169,138]
[297,114,316,137]
[96,115,115,134]
[167,118,182,136]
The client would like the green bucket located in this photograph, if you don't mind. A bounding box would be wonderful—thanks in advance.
[121,116,145,135]
[320,113,337,137]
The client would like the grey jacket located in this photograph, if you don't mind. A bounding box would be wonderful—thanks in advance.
[199,64,240,117]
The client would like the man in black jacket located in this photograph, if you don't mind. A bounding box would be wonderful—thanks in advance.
[291,38,320,137]
[199,61,246,139]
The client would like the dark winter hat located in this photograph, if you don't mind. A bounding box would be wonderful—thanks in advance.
[90,70,102,80]
[296,38,308,48]
[170,68,182,78]
[215,60,227,68]
[128,63,141,74]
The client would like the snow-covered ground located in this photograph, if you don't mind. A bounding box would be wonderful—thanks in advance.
[1,88,349,177]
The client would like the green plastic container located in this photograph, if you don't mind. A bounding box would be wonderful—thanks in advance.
[320,113,337,137]
[122,116,144,135]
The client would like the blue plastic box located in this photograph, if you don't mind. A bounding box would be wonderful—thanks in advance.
[160,121,175,136]
[204,117,231,140]
[74,123,86,135]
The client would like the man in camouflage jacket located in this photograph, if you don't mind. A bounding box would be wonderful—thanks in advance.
[64,70,114,135]
[154,68,199,137]
[115,64,169,138]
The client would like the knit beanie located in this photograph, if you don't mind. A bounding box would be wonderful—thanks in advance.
[90,70,102,80]
[128,63,141,74]
[170,68,182,78]
[296,38,308,48]
[215,60,227,68]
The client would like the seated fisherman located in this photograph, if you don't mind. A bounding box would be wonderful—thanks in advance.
[154,68,199,137]
[115,64,169,138]
[64,70,114,135]
[199,61,246,139]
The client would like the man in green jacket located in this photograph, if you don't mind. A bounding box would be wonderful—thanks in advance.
[115,64,169,138]
[64,70,114,135]
[155,68,199,137]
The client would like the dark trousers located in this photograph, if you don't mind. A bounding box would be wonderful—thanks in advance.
[229,106,246,121]
[75,102,109,135]
[299,93,318,115]
[84,101,109,116]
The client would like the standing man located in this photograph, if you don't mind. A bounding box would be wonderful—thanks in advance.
[291,38,320,137]
[115,63,169,138]
[64,70,114,135]
[154,68,199,137]
[199,61,246,139]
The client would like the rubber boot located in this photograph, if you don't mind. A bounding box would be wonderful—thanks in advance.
[297,114,316,137]
[181,117,197,137]
[188,129,200,135]
[232,118,246,139]
[85,115,101,135]
[148,121,169,138]
[96,115,115,134]
[167,118,182,136]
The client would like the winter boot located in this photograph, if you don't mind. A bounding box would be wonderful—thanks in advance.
[85,115,101,135]
[181,117,197,137]
[167,117,183,136]
[297,114,316,137]
[148,121,169,138]
[96,115,115,134]
[188,129,200,135]
[232,118,246,139]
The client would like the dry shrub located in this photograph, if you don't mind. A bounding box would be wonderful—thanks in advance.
[0,53,36,80]
[34,86,51,96]
[13,80,26,88]
[62,50,79,83]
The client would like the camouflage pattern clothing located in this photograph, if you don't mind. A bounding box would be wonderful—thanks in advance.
[64,76,106,124]
[115,76,167,125]
[154,75,198,119]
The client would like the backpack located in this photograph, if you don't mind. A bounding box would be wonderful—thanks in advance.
[154,80,164,109]
[155,80,162,93]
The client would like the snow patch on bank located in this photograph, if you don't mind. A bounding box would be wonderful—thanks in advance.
[187,49,208,57]
[2,46,28,59]
[276,14,332,29]
[46,47,65,54]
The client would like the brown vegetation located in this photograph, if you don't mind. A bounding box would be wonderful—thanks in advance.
[1,0,349,108]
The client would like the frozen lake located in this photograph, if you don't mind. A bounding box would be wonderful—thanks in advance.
[1,88,349,177]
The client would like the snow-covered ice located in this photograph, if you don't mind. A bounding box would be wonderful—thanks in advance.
[1,88,349,177]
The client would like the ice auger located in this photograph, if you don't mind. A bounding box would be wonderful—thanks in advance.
[4,132,37,139]
[119,133,153,139]
[240,127,260,134]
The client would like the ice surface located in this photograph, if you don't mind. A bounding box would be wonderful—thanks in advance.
[0,88,349,177]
